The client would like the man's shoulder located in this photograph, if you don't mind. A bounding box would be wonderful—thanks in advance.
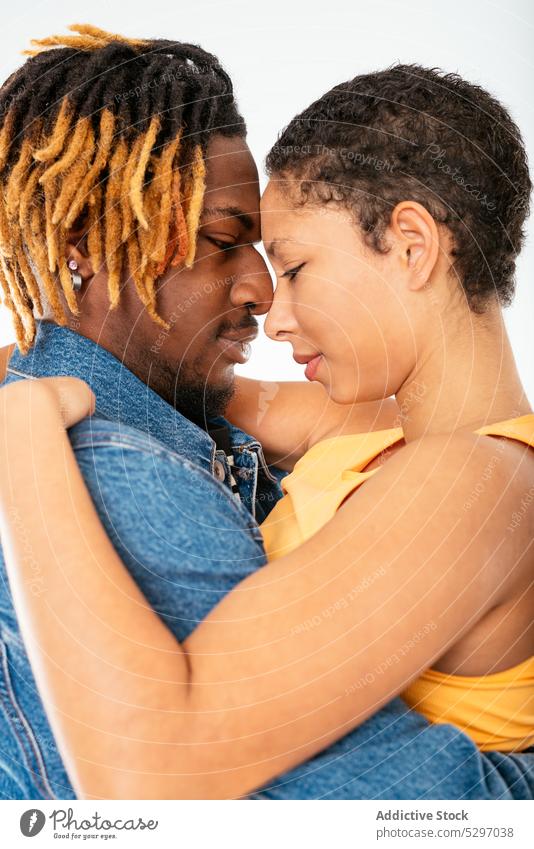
[68,416,183,462]
[63,426,266,640]
[68,415,218,488]
[68,415,262,531]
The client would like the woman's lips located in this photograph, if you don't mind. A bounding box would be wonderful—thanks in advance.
[304,354,322,381]
[293,351,323,381]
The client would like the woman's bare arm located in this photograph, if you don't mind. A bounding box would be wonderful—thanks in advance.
[227,376,400,470]
[0,379,531,800]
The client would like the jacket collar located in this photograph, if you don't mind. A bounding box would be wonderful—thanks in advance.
[6,321,234,472]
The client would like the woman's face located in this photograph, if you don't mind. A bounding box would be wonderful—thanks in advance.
[261,181,422,405]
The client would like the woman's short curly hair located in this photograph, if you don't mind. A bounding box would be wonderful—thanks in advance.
[266,64,531,312]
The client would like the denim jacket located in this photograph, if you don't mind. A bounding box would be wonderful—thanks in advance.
[0,321,283,798]
[1,322,533,801]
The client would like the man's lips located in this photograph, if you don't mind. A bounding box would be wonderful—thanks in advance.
[216,326,258,365]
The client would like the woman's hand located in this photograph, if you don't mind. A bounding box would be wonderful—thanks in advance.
[1,376,95,429]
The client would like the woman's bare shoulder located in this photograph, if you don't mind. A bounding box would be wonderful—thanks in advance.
[335,427,534,596]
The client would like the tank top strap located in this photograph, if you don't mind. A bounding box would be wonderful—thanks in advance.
[287,426,404,484]
[474,413,534,447]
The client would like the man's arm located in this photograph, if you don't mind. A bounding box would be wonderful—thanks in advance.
[0,379,532,800]
[227,376,400,470]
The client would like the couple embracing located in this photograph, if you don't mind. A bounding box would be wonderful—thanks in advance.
[0,23,532,800]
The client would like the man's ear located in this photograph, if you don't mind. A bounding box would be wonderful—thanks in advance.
[64,225,94,283]
[389,201,440,290]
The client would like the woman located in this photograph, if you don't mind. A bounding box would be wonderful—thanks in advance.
[0,63,533,800]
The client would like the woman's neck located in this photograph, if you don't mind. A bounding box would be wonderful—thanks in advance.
[395,304,532,443]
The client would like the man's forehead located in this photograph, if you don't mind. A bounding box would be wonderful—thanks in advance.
[202,136,261,226]
[204,135,258,182]
[202,204,256,231]
[203,170,260,221]
[203,172,260,213]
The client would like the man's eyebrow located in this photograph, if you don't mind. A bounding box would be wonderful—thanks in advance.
[201,206,255,232]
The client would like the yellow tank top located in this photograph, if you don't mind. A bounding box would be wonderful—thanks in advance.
[260,414,534,752]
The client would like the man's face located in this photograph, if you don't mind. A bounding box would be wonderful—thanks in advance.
[103,135,273,423]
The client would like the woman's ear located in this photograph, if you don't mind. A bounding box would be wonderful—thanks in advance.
[390,201,440,290]
[64,226,94,283]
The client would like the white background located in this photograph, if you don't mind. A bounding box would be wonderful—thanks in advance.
[0,0,532,399]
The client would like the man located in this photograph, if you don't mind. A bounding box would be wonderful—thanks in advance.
[0,25,530,799]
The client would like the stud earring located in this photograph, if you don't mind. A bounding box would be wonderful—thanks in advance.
[68,259,83,291]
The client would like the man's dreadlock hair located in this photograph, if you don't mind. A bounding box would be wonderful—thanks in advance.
[0,23,246,353]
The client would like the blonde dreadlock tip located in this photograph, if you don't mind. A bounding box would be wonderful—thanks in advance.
[6,31,210,353]
[68,23,149,46]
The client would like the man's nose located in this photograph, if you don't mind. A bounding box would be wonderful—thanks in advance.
[229,249,273,315]
[264,281,298,341]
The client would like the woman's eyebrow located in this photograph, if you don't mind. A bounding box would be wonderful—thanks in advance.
[201,205,255,231]
[265,238,291,257]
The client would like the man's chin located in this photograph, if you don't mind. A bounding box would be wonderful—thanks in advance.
[157,368,235,426]
[179,377,236,426]
[134,347,236,425]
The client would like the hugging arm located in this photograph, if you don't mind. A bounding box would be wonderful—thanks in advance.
[227,376,400,470]
[0,379,529,800]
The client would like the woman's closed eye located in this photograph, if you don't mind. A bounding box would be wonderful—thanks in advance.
[282,262,306,282]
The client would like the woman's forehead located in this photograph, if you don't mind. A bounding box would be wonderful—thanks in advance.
[260,183,314,237]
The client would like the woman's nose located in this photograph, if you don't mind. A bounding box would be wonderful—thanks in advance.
[264,282,298,341]
[230,249,273,315]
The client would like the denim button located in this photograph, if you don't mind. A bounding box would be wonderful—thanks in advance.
[214,459,226,482]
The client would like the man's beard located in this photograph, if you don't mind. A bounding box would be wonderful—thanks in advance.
[137,352,235,427]
[125,313,257,427]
